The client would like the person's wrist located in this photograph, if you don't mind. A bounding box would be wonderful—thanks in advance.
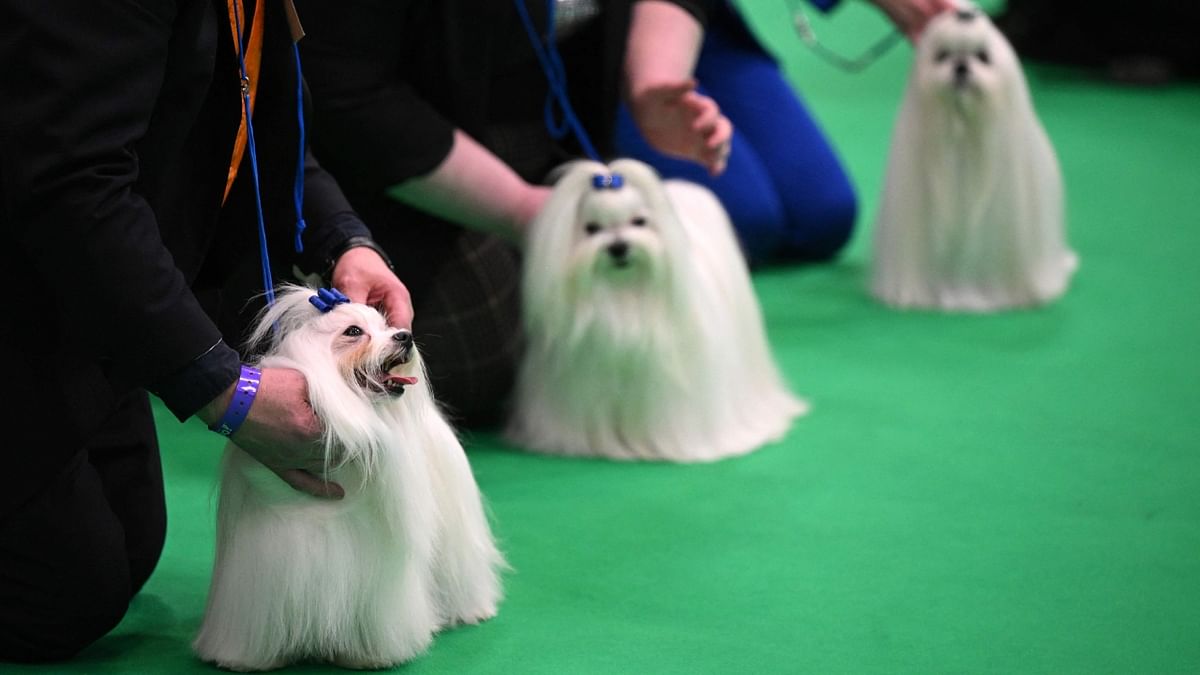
[626,81,664,112]
[206,364,262,437]
[324,236,394,284]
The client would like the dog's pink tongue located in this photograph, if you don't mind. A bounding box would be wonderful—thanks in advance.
[387,375,418,386]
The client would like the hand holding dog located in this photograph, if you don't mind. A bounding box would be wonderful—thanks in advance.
[330,244,414,329]
[196,245,410,499]
[200,368,344,499]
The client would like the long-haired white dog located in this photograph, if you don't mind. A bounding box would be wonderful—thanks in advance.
[505,158,807,462]
[870,5,1078,311]
[193,284,505,671]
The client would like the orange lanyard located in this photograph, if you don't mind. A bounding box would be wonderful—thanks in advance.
[223,0,265,204]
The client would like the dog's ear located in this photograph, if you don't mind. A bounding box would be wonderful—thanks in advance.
[541,159,594,186]
[243,283,321,355]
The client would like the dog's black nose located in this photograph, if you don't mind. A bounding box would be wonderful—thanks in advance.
[954,61,969,79]
[955,8,976,21]
[393,330,413,347]
[607,241,629,259]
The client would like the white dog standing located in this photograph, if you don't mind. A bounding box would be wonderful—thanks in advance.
[193,285,505,671]
[506,158,807,462]
[870,5,1078,311]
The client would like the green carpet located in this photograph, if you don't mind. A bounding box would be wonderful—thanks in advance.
[11,3,1199,673]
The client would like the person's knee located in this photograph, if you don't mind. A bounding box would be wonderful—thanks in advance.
[127,506,167,597]
[1,555,133,662]
[707,178,785,267]
[783,183,858,261]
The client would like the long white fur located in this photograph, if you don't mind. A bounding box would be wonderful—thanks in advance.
[193,284,505,671]
[506,158,807,462]
[870,6,1077,311]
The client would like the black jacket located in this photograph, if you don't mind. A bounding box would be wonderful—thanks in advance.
[0,0,371,508]
[294,0,710,298]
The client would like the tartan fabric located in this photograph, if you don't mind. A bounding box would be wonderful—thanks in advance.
[361,119,575,430]
[409,230,524,429]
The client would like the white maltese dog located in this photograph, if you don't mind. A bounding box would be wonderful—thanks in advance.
[505,158,807,462]
[193,285,505,671]
[870,5,1078,311]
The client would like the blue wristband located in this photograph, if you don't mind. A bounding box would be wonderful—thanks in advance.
[209,364,262,437]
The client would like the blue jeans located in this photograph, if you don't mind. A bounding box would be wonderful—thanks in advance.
[613,9,857,267]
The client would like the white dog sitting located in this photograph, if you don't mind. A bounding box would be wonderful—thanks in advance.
[870,5,1078,311]
[505,158,807,462]
[193,285,505,671]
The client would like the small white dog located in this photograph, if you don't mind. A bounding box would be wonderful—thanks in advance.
[870,5,1078,311]
[193,284,505,671]
[505,158,807,462]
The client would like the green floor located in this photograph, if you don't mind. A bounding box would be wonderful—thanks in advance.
[13,4,1200,674]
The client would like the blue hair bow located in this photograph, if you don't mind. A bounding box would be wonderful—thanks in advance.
[309,287,350,313]
[592,173,624,190]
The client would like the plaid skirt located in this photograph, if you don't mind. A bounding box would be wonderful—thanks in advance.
[408,229,524,430]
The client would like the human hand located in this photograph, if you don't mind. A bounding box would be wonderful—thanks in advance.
[331,244,414,329]
[201,367,344,499]
[628,79,732,177]
[868,0,957,42]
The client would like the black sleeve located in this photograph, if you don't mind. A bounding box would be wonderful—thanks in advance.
[0,0,240,421]
[294,145,376,277]
[295,0,457,198]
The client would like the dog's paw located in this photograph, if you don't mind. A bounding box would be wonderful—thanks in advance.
[208,656,289,672]
[447,604,499,627]
[329,654,406,670]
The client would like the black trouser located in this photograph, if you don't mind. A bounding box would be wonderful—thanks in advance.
[0,391,166,663]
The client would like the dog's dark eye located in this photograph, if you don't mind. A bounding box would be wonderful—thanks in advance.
[584,222,602,235]
[630,216,647,227]
[975,49,990,65]
[343,325,364,337]
[934,49,951,64]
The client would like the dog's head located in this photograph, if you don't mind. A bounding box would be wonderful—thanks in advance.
[522,159,702,345]
[324,300,417,400]
[245,284,420,402]
[526,160,693,312]
[572,171,666,287]
[915,6,1020,116]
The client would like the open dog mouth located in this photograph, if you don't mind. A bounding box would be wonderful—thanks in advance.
[357,350,418,397]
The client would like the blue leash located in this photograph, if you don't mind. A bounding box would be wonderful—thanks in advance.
[291,42,308,254]
[230,0,309,307]
[513,0,601,161]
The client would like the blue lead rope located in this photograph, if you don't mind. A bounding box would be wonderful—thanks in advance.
[514,0,601,161]
[231,0,276,306]
[230,0,310,307]
[291,42,308,254]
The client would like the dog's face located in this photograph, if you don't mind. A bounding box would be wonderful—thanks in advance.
[327,305,417,398]
[916,8,1016,114]
[570,184,665,288]
[317,302,418,399]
